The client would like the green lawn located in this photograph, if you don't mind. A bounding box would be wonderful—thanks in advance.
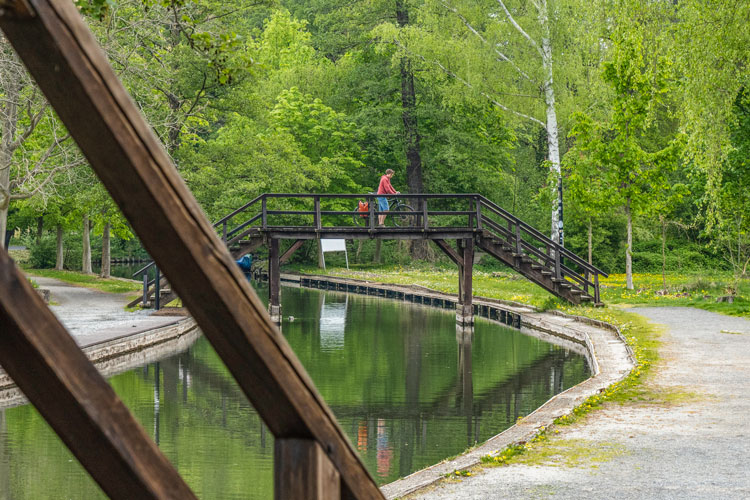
[293,263,750,317]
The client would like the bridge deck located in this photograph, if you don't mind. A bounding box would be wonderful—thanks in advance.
[245,226,477,240]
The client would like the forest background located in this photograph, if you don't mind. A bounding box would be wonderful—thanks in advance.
[1,0,748,291]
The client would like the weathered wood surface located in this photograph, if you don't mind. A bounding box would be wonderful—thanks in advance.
[279,239,306,265]
[0,251,197,499]
[432,239,463,267]
[0,1,382,498]
[275,439,341,500]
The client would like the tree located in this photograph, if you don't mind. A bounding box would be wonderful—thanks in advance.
[568,8,681,290]
[93,0,266,155]
[0,39,84,249]
[708,89,750,291]
[378,0,608,244]
[562,145,614,265]
[672,0,750,216]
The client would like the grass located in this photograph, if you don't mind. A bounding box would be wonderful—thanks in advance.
[482,436,628,469]
[599,272,750,317]
[23,268,142,295]
[292,262,750,317]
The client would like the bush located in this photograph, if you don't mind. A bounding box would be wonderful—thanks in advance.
[27,232,84,270]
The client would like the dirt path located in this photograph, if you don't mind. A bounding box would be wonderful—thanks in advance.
[33,276,181,347]
[416,307,750,499]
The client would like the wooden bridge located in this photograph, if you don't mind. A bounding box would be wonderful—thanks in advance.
[0,3,606,499]
[137,193,607,322]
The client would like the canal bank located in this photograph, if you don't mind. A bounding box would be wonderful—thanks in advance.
[0,275,199,407]
[9,272,636,498]
[412,307,750,499]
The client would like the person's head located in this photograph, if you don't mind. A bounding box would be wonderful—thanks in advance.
[385,168,394,178]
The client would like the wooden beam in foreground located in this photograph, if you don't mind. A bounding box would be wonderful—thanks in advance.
[0,252,197,499]
[275,439,340,499]
[0,1,382,498]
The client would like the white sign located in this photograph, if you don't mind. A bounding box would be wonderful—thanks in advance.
[320,238,349,270]
[321,239,347,252]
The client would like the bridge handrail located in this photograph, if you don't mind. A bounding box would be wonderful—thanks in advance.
[478,196,608,277]
[136,192,607,287]
[213,194,265,228]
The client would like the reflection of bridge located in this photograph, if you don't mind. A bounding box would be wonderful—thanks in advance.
[142,322,582,478]
[214,193,608,322]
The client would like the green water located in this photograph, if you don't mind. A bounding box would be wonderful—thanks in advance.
[0,286,589,499]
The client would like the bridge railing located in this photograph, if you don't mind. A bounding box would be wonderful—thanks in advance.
[478,197,608,301]
[216,193,483,241]
[137,192,608,303]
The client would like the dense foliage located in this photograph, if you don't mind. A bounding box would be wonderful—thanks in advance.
[2,0,748,288]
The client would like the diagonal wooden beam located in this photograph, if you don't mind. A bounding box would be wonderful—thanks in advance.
[279,239,306,265]
[432,239,463,267]
[0,1,382,498]
[0,251,197,499]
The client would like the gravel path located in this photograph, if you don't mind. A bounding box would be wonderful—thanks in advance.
[34,276,180,347]
[415,307,750,499]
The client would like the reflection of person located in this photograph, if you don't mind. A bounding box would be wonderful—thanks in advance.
[377,169,399,227]
[376,419,392,477]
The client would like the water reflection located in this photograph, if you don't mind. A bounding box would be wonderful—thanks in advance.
[319,294,348,351]
[0,285,589,497]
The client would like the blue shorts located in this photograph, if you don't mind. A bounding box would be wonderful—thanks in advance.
[377,197,389,212]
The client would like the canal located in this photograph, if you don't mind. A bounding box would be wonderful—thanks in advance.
[0,284,589,498]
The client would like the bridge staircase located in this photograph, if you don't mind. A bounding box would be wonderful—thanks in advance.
[474,197,604,305]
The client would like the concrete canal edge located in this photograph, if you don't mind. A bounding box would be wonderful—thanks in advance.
[278,272,635,499]
[0,316,200,408]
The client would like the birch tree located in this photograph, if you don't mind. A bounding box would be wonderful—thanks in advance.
[377,0,605,244]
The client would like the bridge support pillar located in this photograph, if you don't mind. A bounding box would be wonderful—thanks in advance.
[268,238,281,324]
[456,238,474,326]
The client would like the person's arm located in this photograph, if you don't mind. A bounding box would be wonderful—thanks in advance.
[382,177,397,194]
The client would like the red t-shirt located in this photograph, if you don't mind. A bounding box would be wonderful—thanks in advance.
[377,175,397,195]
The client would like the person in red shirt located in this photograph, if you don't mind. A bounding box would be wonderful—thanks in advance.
[377,169,399,226]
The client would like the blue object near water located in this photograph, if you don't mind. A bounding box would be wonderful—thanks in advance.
[236,254,253,273]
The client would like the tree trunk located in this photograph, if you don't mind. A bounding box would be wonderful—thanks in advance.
[539,2,563,246]
[55,224,64,270]
[588,217,593,265]
[36,216,44,244]
[82,214,92,274]
[356,240,364,262]
[396,1,428,260]
[625,197,633,290]
[374,239,381,264]
[100,221,111,278]
[0,69,20,250]
[661,216,667,291]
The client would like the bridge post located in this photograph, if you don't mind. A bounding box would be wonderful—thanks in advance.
[269,238,281,324]
[456,237,474,327]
